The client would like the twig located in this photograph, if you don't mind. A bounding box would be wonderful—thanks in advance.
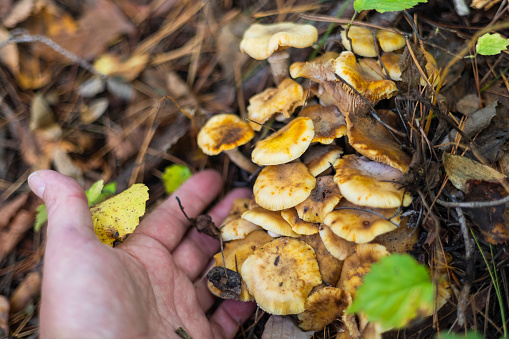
[176,327,193,339]
[455,206,473,327]
[436,195,509,208]
[0,29,104,78]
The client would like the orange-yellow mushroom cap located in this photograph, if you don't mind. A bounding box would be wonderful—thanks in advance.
[197,114,254,155]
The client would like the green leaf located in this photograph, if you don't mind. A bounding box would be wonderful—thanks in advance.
[34,204,47,232]
[436,332,484,339]
[348,254,433,329]
[476,33,509,56]
[162,164,192,194]
[86,180,104,206]
[354,0,427,13]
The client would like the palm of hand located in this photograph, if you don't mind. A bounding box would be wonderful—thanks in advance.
[33,170,254,339]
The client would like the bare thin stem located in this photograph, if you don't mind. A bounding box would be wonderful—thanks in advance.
[224,149,258,174]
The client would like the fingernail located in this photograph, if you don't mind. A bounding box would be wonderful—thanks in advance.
[28,172,46,198]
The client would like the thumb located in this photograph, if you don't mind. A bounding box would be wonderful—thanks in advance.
[28,170,97,243]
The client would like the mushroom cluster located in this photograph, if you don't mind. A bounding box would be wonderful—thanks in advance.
[198,22,448,336]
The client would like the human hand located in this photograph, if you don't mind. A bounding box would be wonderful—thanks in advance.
[28,170,255,339]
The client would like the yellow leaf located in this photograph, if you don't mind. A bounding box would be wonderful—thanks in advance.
[91,184,149,246]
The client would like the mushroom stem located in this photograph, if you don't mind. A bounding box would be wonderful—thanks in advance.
[224,149,258,174]
[267,50,290,85]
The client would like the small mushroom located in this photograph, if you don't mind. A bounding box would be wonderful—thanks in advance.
[337,243,389,298]
[324,200,401,243]
[209,230,274,301]
[345,109,411,172]
[246,78,307,131]
[297,286,350,331]
[334,155,412,208]
[242,207,299,237]
[252,117,314,165]
[290,51,339,80]
[298,104,347,144]
[281,208,320,235]
[376,30,406,53]
[240,22,318,84]
[319,225,356,260]
[295,176,343,223]
[253,162,316,211]
[341,26,378,57]
[300,233,343,286]
[241,237,322,315]
[220,198,262,241]
[380,52,402,81]
[197,114,258,173]
[302,144,344,177]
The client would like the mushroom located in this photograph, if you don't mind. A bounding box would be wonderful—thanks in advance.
[300,233,343,286]
[246,78,307,131]
[280,208,320,235]
[220,198,261,241]
[337,243,389,298]
[240,22,318,84]
[341,26,378,57]
[197,113,258,173]
[345,109,411,172]
[301,144,344,177]
[319,225,356,260]
[209,230,274,301]
[334,155,412,208]
[241,237,322,315]
[252,117,314,165]
[253,162,316,211]
[295,176,343,223]
[298,104,347,144]
[324,200,401,243]
[297,286,350,331]
[380,52,402,81]
[242,207,299,237]
[290,51,339,80]
[376,30,406,53]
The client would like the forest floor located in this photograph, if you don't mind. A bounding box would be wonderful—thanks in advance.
[0,0,508,338]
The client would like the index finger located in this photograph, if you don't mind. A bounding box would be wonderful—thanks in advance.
[134,170,223,252]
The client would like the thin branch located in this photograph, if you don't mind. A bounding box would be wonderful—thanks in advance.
[436,195,509,208]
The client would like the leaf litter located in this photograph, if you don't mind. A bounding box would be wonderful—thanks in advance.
[0,0,508,338]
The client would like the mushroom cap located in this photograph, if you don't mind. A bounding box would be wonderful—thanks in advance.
[333,51,398,110]
[295,176,343,223]
[247,78,307,131]
[281,208,320,235]
[290,51,339,80]
[373,218,418,253]
[358,57,384,79]
[319,225,356,260]
[300,233,343,286]
[334,155,412,208]
[242,207,299,237]
[376,30,406,53]
[337,243,389,298]
[302,144,344,177]
[240,22,318,60]
[341,26,377,57]
[210,230,274,301]
[252,117,314,165]
[197,114,255,155]
[380,52,402,81]
[298,105,347,144]
[221,198,262,241]
[323,200,401,243]
[241,237,322,315]
[297,286,350,331]
[253,163,316,211]
[345,109,411,172]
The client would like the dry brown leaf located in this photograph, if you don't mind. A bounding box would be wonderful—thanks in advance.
[30,93,55,130]
[0,210,34,261]
[0,193,29,230]
[93,53,149,82]
[471,0,502,9]
[9,271,41,314]
[261,315,314,339]
[1,0,33,28]
[80,98,109,124]
[443,153,506,192]
[16,52,52,90]
[0,28,19,76]
[52,146,83,181]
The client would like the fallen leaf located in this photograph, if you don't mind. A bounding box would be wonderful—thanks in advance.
[206,267,242,300]
[262,315,314,339]
[162,164,192,194]
[443,153,506,192]
[0,210,34,261]
[91,183,149,246]
[455,94,479,116]
[9,271,41,314]
[0,193,29,230]
[93,53,149,82]
[471,0,501,9]
[1,0,33,28]
[30,93,55,131]
[106,77,133,100]
[80,98,109,124]
[0,28,19,76]
[79,76,105,98]
[0,295,8,335]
